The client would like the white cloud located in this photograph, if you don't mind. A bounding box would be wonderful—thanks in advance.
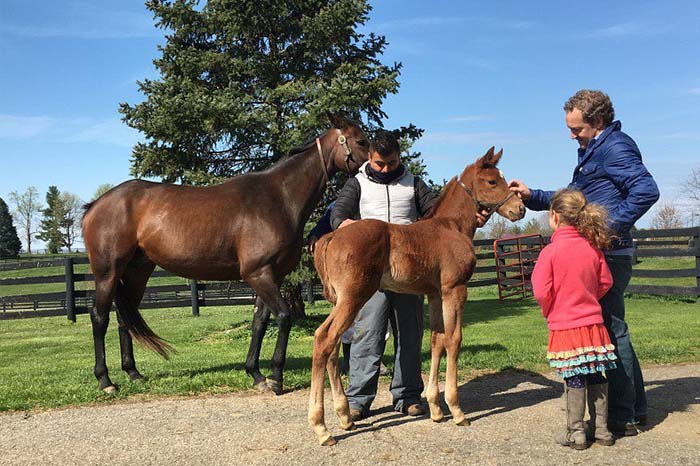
[689,88,700,95]
[0,115,55,138]
[422,131,501,145]
[0,2,159,40]
[0,114,140,148]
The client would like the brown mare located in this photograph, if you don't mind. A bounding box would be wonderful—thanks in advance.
[81,114,368,394]
[308,147,526,445]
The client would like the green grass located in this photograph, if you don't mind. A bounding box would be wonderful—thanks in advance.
[1,290,697,412]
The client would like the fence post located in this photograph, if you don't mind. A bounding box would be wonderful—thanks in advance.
[190,280,200,317]
[65,257,76,322]
[694,229,700,294]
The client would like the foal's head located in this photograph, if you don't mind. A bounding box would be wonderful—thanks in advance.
[326,113,370,174]
[467,147,526,222]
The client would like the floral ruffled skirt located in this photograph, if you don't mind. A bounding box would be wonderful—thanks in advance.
[547,323,617,378]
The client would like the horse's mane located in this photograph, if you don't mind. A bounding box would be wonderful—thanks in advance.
[421,177,457,220]
[287,136,319,157]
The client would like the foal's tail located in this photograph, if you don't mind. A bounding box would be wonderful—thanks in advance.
[314,235,337,304]
[115,280,175,359]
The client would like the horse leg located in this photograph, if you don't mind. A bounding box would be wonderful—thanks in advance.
[426,293,446,422]
[442,285,469,426]
[245,267,292,395]
[114,257,155,382]
[91,273,119,393]
[244,296,273,392]
[309,292,369,445]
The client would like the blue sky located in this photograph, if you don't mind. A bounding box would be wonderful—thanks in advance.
[2,1,700,250]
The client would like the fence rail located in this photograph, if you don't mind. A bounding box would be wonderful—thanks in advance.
[2,227,698,320]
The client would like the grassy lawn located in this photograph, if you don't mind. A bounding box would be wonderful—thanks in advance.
[1,288,697,412]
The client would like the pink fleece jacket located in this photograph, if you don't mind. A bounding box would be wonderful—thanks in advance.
[531,225,613,331]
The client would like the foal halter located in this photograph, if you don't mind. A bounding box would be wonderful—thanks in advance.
[455,177,517,223]
[315,129,357,195]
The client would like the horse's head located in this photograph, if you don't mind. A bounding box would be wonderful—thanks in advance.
[469,147,526,222]
[326,112,370,174]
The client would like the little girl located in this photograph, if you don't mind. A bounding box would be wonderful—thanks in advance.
[532,189,618,450]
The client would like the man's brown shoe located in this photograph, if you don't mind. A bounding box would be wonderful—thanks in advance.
[349,409,365,422]
[403,403,426,417]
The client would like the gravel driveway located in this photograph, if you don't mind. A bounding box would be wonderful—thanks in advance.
[2,364,698,466]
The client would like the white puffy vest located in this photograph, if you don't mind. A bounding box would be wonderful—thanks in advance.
[355,161,417,225]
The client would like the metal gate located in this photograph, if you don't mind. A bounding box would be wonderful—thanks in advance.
[493,234,545,301]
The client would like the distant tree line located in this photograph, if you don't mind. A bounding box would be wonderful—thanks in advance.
[1,184,113,257]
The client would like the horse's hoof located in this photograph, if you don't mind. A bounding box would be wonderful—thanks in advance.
[454,418,470,427]
[254,380,273,393]
[102,385,118,395]
[128,372,145,383]
[340,421,356,431]
[431,414,445,423]
[320,435,337,446]
[266,378,283,395]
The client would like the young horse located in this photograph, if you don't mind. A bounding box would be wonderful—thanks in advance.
[82,113,369,395]
[308,147,526,445]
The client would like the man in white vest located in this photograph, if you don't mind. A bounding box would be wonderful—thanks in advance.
[330,129,437,421]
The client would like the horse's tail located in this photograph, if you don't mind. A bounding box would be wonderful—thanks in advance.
[115,280,175,359]
[314,235,337,304]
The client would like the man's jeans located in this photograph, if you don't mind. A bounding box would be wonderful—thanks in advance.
[601,255,647,424]
[346,290,424,414]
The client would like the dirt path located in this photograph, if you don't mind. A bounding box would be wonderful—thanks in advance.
[2,364,699,466]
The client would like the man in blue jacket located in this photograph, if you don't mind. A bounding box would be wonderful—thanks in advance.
[508,90,659,438]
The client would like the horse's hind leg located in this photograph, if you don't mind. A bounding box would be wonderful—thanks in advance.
[426,293,446,422]
[442,286,469,426]
[91,273,119,392]
[114,255,156,382]
[244,296,273,392]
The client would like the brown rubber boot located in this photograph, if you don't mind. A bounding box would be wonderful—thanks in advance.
[556,386,589,450]
[587,382,615,446]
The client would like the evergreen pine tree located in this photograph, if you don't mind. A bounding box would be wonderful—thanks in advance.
[0,197,22,257]
[120,0,423,184]
[36,186,66,254]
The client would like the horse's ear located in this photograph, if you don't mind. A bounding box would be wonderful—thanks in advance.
[327,112,348,129]
[491,148,503,166]
[477,146,496,167]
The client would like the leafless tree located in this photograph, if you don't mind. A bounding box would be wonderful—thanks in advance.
[650,203,684,230]
[9,187,41,254]
[60,192,83,252]
[685,168,700,204]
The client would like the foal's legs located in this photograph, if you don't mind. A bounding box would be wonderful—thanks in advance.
[426,293,446,422]
[244,296,273,391]
[114,257,156,382]
[442,286,469,426]
[244,266,293,395]
[308,295,361,445]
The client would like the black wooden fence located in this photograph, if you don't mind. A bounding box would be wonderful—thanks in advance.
[1,227,698,320]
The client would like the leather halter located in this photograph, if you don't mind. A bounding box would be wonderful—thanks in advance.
[316,129,357,195]
[455,177,517,223]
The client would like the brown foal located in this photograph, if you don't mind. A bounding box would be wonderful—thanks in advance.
[308,147,526,445]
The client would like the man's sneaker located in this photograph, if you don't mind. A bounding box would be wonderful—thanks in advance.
[635,414,648,426]
[403,403,426,417]
[349,409,365,422]
[609,421,639,437]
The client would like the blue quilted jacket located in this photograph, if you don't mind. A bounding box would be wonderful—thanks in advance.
[528,121,659,250]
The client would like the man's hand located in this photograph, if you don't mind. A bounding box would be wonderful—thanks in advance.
[339,219,356,229]
[508,179,532,201]
[307,235,318,255]
[476,209,489,227]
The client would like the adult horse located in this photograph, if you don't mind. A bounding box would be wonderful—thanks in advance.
[82,113,369,395]
[308,147,526,445]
